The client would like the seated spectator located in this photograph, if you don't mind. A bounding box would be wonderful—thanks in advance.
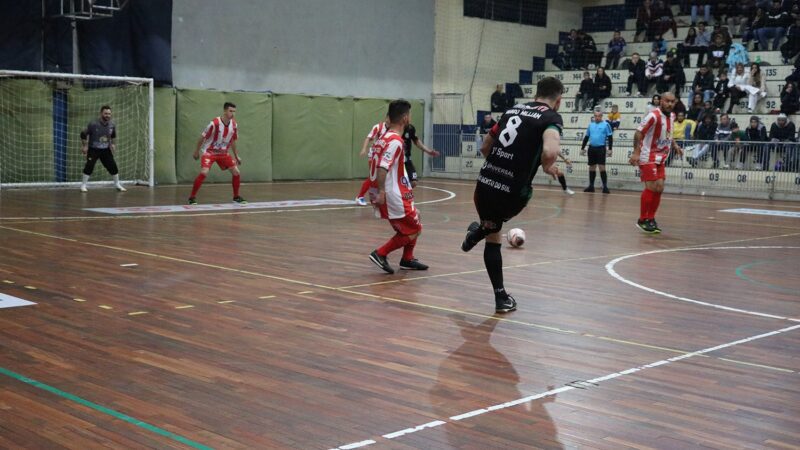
[781,82,800,114]
[635,0,654,42]
[713,25,734,47]
[479,114,497,135]
[644,52,664,94]
[713,0,733,24]
[673,97,688,114]
[780,16,800,63]
[688,65,716,106]
[679,27,702,67]
[607,104,621,130]
[687,93,705,121]
[563,29,580,69]
[707,34,730,70]
[691,113,718,166]
[659,52,686,93]
[745,63,768,113]
[669,111,696,165]
[770,113,796,170]
[743,115,769,170]
[491,84,508,113]
[714,113,738,168]
[743,8,767,51]
[695,22,712,66]
[713,71,731,111]
[691,0,712,26]
[648,94,662,112]
[626,52,648,96]
[574,71,594,112]
[578,30,601,69]
[593,67,612,108]
[757,0,791,51]
[652,0,678,39]
[728,62,750,113]
[652,34,668,56]
[605,30,627,70]
[728,0,756,37]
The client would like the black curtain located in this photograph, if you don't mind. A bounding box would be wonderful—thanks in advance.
[0,1,43,70]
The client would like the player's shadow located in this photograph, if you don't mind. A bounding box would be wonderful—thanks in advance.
[429,314,563,449]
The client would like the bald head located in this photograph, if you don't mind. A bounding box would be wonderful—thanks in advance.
[660,92,676,114]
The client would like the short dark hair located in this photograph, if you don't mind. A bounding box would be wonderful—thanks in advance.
[535,77,564,101]
[100,105,111,112]
[223,102,236,110]
[387,99,411,124]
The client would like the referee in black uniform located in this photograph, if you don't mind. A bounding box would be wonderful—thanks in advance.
[402,124,440,188]
[80,105,126,192]
[460,77,564,313]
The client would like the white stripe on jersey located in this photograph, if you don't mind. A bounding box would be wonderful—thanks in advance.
[636,109,672,164]
[201,118,237,154]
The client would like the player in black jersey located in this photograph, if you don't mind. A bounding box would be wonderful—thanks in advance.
[461,77,564,313]
[402,124,439,188]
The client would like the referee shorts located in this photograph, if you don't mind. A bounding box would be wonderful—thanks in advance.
[587,146,607,166]
[473,184,529,233]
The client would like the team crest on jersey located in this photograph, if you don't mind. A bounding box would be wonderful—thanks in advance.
[657,138,672,146]
[401,176,410,186]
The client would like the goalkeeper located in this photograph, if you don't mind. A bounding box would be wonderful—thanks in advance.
[80,105,126,192]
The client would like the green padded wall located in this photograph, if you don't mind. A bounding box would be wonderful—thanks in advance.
[351,98,391,178]
[154,87,177,184]
[272,94,354,180]
[0,79,53,183]
[175,89,272,183]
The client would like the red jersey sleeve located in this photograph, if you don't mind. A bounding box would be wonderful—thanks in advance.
[637,111,657,135]
[202,121,216,139]
[379,139,403,171]
[489,123,501,138]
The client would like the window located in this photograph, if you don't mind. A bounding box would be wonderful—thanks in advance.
[464,0,547,27]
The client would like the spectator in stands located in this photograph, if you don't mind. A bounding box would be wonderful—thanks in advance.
[578,30,600,69]
[635,0,654,42]
[563,29,580,69]
[695,22,712,66]
[652,0,678,38]
[688,93,705,121]
[690,113,718,166]
[670,111,696,165]
[707,34,730,70]
[606,30,627,70]
[699,100,716,123]
[713,25,734,47]
[780,16,800,63]
[781,82,800,114]
[713,71,731,112]
[607,104,621,130]
[743,8,766,50]
[715,113,738,168]
[673,97,688,114]
[713,1,734,25]
[745,63,768,113]
[688,65,716,106]
[479,114,497,135]
[743,115,769,169]
[626,52,648,96]
[648,93,662,112]
[660,52,686,93]
[757,0,791,50]
[728,62,750,113]
[491,84,508,113]
[729,0,756,37]
[593,67,612,108]
[645,52,664,94]
[575,71,594,112]
[679,27,702,67]
[769,113,796,170]
[691,0,712,25]
[652,34,668,56]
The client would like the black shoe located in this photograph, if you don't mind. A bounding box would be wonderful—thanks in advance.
[602,187,610,194]
[649,219,662,234]
[636,219,657,234]
[461,221,481,252]
[400,258,429,270]
[188,197,198,205]
[495,295,517,313]
[584,186,595,192]
[369,250,394,274]
[233,196,248,204]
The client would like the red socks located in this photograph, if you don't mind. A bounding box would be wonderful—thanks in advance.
[190,173,206,197]
[377,233,411,257]
[640,189,663,220]
[650,191,662,219]
[357,178,370,198]
[232,174,241,197]
[402,238,417,261]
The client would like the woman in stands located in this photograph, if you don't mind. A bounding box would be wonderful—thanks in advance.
[727,62,750,114]
[678,27,701,67]
[593,67,612,109]
[780,82,800,115]
[744,63,768,113]
[648,94,661,112]
[687,93,705,121]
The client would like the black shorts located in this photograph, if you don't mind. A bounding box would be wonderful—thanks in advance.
[405,159,418,182]
[473,184,529,233]
[587,146,606,166]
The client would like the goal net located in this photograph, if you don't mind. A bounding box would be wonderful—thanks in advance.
[0,70,153,188]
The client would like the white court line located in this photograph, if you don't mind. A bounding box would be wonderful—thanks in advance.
[330,323,800,449]
[605,246,800,322]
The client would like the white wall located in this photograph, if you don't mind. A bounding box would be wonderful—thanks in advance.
[433,0,583,124]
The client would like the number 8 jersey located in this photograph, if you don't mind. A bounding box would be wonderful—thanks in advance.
[479,102,563,198]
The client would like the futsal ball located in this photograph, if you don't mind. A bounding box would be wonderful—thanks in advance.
[507,228,525,248]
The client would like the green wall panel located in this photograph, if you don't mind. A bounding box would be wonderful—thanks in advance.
[0,80,53,183]
[154,87,177,184]
[351,98,391,178]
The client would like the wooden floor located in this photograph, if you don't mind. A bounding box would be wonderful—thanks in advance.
[0,179,799,450]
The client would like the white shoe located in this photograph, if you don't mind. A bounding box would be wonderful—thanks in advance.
[721,163,730,169]
[564,188,575,195]
[115,184,127,192]
[80,185,88,192]
[355,196,367,206]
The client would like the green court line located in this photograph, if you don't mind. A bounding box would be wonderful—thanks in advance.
[735,260,799,295]
[0,366,213,450]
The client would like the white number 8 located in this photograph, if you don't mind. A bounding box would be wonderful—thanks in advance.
[498,116,522,147]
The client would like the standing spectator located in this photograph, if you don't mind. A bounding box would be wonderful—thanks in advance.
[635,0,653,42]
[644,52,664,94]
[652,0,678,38]
[743,8,767,50]
[714,113,738,168]
[688,65,716,105]
[692,1,712,25]
[678,27,702,67]
[695,22,712,66]
[626,52,648,96]
[781,82,800,114]
[769,113,796,170]
[707,34,730,70]
[593,67,612,108]
[660,52,686,93]
[580,110,614,193]
[690,113,718,166]
[652,33,668,56]
[743,115,769,170]
[780,16,800,63]
[713,71,732,112]
[757,0,791,50]
[729,0,757,37]
[727,62,750,113]
[491,84,508,113]
[575,71,594,112]
[687,93,705,121]
[607,104,621,130]
[606,31,627,70]
[563,29,580,69]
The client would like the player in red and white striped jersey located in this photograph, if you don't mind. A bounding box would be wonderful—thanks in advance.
[367,100,427,274]
[354,118,388,206]
[629,92,683,233]
[188,102,246,205]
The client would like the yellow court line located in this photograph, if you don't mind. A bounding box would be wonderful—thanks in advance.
[258,295,276,299]
[217,300,235,304]
[73,298,86,302]
[128,311,148,316]
[2,280,14,284]
[24,286,37,290]
[174,305,195,310]
[98,305,112,310]
[297,291,313,295]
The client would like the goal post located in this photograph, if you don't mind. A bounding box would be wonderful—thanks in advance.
[0,70,154,188]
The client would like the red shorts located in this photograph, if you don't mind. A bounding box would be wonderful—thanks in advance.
[201,153,236,170]
[389,210,422,236]
[639,163,666,182]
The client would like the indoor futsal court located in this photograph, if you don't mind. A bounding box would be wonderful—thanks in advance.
[1,181,798,449]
